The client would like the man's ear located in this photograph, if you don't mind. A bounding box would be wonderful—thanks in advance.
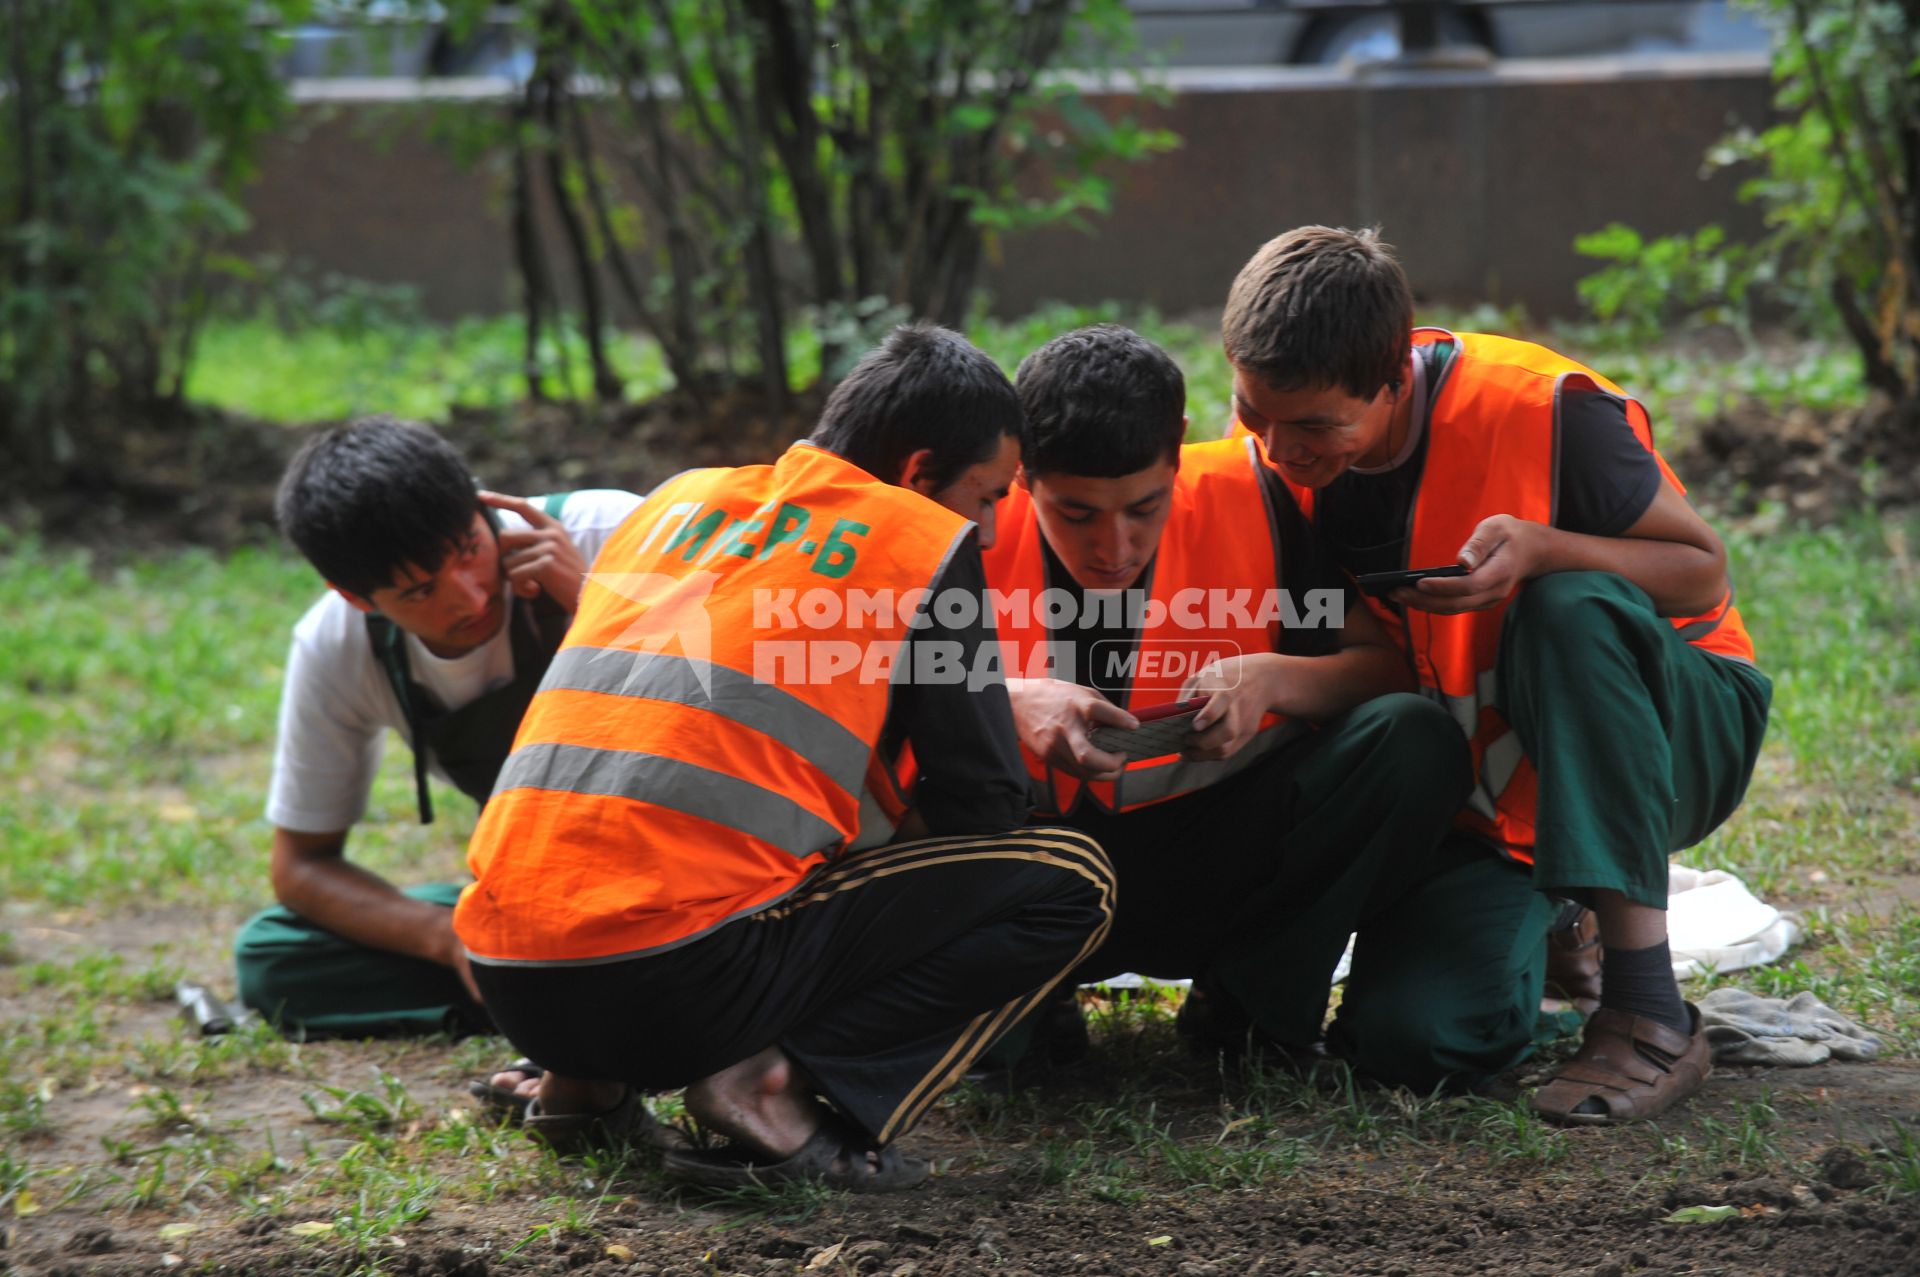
[896,447,941,496]
[330,583,377,616]
[1015,462,1031,490]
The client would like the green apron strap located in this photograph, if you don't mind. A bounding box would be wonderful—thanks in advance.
[541,491,574,520]
[364,613,436,825]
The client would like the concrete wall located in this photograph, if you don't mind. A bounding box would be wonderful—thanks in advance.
[236,55,1775,322]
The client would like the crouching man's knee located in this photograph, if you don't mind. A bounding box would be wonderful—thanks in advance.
[1332,989,1538,1096]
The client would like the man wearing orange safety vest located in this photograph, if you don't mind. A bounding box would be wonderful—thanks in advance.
[979,324,1473,1075]
[455,327,1115,1190]
[1224,227,1770,1122]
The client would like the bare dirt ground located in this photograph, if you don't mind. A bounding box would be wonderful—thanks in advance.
[5,895,1917,1277]
[10,378,1917,556]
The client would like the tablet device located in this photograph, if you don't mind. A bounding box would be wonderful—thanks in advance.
[1354,564,1470,598]
[1087,696,1211,761]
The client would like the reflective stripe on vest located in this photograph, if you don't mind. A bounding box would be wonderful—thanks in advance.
[456,442,972,964]
[982,436,1306,815]
[1267,329,1756,862]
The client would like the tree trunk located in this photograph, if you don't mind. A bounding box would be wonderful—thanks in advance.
[538,69,623,403]
[509,92,553,404]
[567,93,707,404]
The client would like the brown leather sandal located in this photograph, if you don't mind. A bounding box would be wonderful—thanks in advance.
[1544,907,1603,1018]
[1530,1004,1711,1125]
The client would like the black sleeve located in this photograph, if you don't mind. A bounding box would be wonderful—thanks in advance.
[1555,389,1665,538]
[888,533,1032,837]
[1261,467,1354,658]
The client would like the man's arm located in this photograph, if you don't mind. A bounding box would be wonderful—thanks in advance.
[270,827,481,1000]
[1402,480,1728,617]
[1006,676,1136,783]
[895,537,1034,837]
[1179,581,1412,760]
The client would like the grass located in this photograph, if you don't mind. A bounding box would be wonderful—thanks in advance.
[4,316,1919,1263]
[182,298,1236,428]
[180,297,1867,462]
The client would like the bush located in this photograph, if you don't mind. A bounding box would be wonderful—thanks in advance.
[1575,0,1920,404]
[430,0,1175,416]
[0,1,301,483]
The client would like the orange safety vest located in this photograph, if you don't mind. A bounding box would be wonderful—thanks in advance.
[983,436,1316,815]
[1264,329,1757,862]
[455,442,973,964]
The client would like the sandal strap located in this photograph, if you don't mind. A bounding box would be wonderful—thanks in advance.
[1532,1005,1712,1125]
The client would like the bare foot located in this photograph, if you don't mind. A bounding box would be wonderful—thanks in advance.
[489,1064,542,1103]
[533,1072,625,1118]
[683,1046,825,1160]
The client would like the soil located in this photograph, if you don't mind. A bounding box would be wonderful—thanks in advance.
[4,899,1918,1277]
[1681,396,1920,524]
[4,388,817,557]
[4,379,1914,557]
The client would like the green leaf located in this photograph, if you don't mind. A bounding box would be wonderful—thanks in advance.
[1664,1205,1739,1224]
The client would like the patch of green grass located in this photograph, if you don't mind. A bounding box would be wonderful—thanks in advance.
[184,300,1235,433]
[303,1072,425,1137]
[0,1080,51,1140]
[0,533,476,911]
[1876,1120,1920,1196]
[17,952,180,1002]
[1694,1095,1789,1170]
[186,312,673,424]
[1471,1101,1572,1166]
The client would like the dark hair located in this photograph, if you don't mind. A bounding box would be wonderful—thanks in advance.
[1014,325,1185,479]
[276,416,481,598]
[808,325,1023,489]
[1221,225,1413,398]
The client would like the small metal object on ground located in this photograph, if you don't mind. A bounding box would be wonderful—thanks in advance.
[174,980,248,1035]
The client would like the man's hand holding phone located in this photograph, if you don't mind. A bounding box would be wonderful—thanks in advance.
[1007,678,1138,782]
[1378,515,1543,614]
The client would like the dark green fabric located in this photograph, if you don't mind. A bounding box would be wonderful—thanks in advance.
[233,882,489,1038]
[1329,570,1771,1093]
[1496,571,1773,908]
[1330,832,1557,1090]
[1198,696,1474,1049]
[979,694,1473,1076]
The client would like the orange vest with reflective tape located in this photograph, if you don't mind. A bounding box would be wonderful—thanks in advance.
[455,443,973,964]
[983,437,1315,815]
[1270,329,1756,862]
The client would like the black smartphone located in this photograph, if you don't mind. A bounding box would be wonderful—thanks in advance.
[1087,696,1211,761]
[1354,564,1470,598]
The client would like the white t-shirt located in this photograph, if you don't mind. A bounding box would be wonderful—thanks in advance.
[266,489,644,833]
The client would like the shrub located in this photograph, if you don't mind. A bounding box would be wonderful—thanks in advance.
[433,0,1176,415]
[1575,0,1920,404]
[0,0,302,484]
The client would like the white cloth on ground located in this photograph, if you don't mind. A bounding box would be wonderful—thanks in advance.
[1668,864,1800,979]
[1696,986,1883,1066]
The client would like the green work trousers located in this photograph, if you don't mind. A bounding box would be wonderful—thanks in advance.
[1050,692,1475,1048]
[1331,571,1773,1091]
[232,882,489,1038]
